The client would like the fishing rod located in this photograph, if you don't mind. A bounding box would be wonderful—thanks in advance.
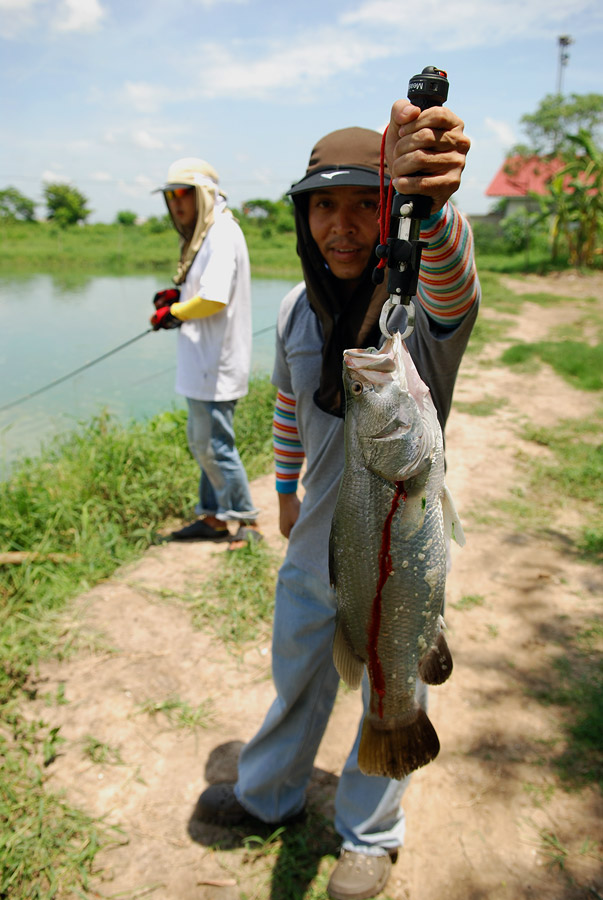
[374,66,450,339]
[0,329,153,414]
[0,322,278,415]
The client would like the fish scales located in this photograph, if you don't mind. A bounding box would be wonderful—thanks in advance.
[329,332,463,780]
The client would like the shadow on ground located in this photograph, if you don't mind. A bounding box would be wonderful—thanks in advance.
[187,741,340,899]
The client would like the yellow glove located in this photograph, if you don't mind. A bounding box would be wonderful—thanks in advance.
[170,295,226,321]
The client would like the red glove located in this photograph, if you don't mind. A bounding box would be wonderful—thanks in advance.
[150,305,181,330]
[152,288,180,311]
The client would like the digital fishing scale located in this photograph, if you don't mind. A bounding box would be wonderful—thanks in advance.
[375,66,449,339]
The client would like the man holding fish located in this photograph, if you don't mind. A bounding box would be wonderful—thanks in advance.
[197,92,479,900]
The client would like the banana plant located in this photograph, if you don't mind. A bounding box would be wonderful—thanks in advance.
[529,129,602,266]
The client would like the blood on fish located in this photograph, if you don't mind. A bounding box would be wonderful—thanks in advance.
[367,481,407,717]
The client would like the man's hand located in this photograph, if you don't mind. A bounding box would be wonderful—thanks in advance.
[385,101,470,214]
[150,305,181,330]
[278,493,301,539]
[153,288,180,311]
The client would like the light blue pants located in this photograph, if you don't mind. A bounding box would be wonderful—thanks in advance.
[235,560,427,854]
[186,398,259,523]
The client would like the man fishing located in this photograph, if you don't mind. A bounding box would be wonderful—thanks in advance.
[196,95,479,900]
[150,158,261,547]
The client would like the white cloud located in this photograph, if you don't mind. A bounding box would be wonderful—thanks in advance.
[196,29,391,99]
[189,0,246,5]
[341,0,597,48]
[132,130,165,150]
[0,0,41,38]
[54,0,106,33]
[91,171,112,182]
[42,169,71,183]
[66,139,92,152]
[117,174,156,199]
[485,118,517,147]
[123,81,169,115]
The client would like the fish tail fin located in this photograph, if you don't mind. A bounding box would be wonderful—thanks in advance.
[333,619,364,689]
[418,631,453,685]
[358,707,440,779]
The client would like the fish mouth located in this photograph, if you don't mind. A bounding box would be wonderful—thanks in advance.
[344,349,395,376]
[372,416,412,440]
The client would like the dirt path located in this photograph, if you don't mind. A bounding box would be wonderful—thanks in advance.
[28,272,602,900]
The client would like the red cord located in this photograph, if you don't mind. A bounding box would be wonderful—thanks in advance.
[377,127,393,273]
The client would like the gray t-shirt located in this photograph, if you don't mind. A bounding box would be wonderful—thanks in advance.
[272,283,478,585]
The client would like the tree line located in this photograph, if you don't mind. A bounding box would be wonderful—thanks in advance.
[0,181,297,236]
[2,94,602,266]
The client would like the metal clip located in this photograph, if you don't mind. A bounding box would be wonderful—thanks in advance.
[379,297,415,340]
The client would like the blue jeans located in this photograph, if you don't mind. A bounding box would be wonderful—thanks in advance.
[235,560,426,854]
[186,398,259,523]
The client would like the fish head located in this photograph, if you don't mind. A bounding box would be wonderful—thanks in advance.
[343,332,439,482]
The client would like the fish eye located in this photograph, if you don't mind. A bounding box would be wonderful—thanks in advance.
[351,380,364,396]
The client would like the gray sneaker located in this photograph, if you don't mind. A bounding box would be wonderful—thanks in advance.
[327,849,393,900]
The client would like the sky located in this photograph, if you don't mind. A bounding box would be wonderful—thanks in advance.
[1,0,602,224]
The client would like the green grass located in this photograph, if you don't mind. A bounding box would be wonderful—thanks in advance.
[454,396,507,416]
[0,375,276,702]
[0,716,125,898]
[529,620,603,788]
[465,409,603,558]
[501,340,603,392]
[522,416,603,560]
[0,219,302,280]
[82,735,125,766]
[451,593,486,611]
[136,695,214,731]
[190,539,278,646]
[234,809,342,900]
[0,375,275,900]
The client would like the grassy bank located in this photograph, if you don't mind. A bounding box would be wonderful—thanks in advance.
[0,376,276,897]
[4,217,600,281]
[0,220,303,281]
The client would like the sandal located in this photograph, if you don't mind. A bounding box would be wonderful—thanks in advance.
[169,519,230,542]
[228,525,264,549]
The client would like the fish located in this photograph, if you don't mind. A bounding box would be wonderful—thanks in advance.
[329,330,464,780]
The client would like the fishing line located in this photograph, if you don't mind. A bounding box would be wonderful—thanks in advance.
[0,323,277,415]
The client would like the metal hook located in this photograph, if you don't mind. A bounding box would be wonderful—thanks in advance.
[379,298,415,340]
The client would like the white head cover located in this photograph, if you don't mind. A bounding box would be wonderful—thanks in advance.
[161,157,230,285]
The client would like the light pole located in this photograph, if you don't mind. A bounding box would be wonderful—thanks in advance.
[556,35,573,97]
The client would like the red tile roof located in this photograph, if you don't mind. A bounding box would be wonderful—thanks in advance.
[485,155,565,197]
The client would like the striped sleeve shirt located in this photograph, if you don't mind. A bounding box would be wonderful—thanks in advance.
[273,389,305,494]
[417,202,478,327]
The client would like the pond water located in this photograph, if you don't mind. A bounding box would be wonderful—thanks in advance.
[0,273,299,474]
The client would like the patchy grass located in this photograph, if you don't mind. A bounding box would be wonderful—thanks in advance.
[231,809,344,900]
[0,376,275,900]
[529,619,603,789]
[451,594,486,611]
[523,417,603,560]
[455,396,507,417]
[501,340,603,392]
[136,695,215,731]
[82,735,125,766]
[0,716,125,898]
[190,540,278,646]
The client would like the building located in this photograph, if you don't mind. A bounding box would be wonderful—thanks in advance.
[485,155,565,215]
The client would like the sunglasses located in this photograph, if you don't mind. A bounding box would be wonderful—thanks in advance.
[164,187,194,201]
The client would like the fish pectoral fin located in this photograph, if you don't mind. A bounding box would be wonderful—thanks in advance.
[358,707,440,779]
[333,620,364,690]
[418,631,453,685]
[442,484,466,547]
